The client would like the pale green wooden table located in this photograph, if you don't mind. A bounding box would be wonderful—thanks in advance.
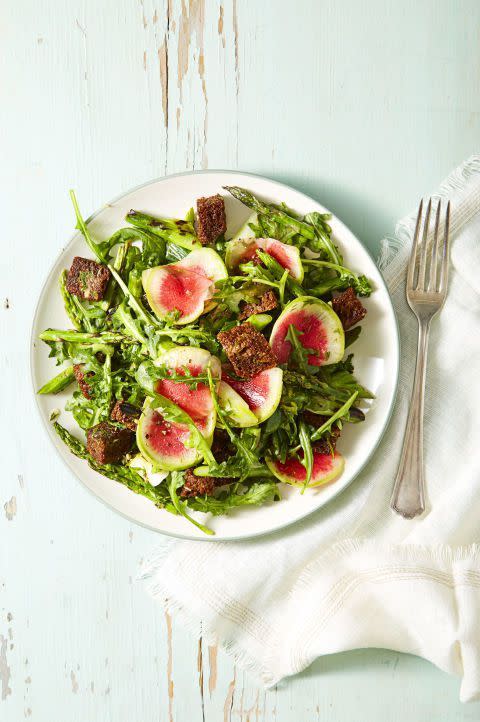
[2,1,480,720]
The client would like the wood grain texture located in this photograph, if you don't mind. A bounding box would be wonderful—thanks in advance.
[2,0,480,720]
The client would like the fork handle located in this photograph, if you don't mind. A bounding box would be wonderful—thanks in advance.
[390,319,431,518]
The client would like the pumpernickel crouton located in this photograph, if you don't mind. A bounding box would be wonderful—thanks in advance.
[86,422,133,464]
[73,363,93,399]
[180,468,229,498]
[238,290,278,321]
[110,401,141,431]
[66,256,111,301]
[331,287,366,330]
[302,411,341,453]
[217,322,277,379]
[211,428,235,463]
[196,194,227,245]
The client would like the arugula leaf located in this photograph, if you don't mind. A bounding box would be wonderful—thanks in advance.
[189,481,280,516]
[298,420,313,491]
[167,472,214,535]
[303,259,372,297]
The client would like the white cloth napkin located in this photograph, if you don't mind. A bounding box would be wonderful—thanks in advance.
[141,157,480,702]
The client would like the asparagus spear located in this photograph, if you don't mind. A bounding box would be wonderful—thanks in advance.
[39,329,134,344]
[38,365,76,395]
[224,186,342,265]
[126,210,200,251]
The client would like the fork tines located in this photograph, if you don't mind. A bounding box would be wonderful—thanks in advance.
[407,198,451,296]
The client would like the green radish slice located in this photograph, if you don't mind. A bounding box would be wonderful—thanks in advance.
[218,380,259,427]
[221,367,283,423]
[142,247,227,324]
[225,237,303,281]
[270,296,344,367]
[267,450,344,487]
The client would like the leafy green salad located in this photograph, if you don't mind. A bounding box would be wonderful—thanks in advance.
[38,186,373,535]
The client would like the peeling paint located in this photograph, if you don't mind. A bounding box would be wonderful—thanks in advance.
[153,9,158,24]
[3,298,10,309]
[4,496,17,520]
[165,612,174,722]
[25,709,32,717]
[223,666,236,722]
[0,635,12,700]
[25,676,31,684]
[6,613,12,623]
[159,39,169,128]
[208,644,217,695]
[197,637,205,720]
[218,5,225,48]
[143,50,147,70]
[70,669,79,694]
[128,529,133,543]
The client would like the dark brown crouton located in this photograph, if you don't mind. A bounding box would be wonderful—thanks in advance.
[86,422,133,464]
[110,401,141,431]
[180,468,229,499]
[217,322,277,379]
[73,363,93,399]
[196,195,227,245]
[238,290,278,321]
[211,428,235,463]
[66,256,111,301]
[302,411,341,453]
[331,287,367,330]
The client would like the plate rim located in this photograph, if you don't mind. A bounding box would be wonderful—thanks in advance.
[30,168,400,541]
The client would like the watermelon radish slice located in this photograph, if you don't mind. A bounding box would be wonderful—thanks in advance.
[229,211,258,244]
[225,237,304,281]
[153,347,220,440]
[221,367,283,423]
[218,380,259,427]
[270,296,344,367]
[136,400,202,470]
[267,450,345,487]
[142,247,227,324]
[136,347,220,470]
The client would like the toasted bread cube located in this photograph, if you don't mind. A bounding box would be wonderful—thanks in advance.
[66,256,111,301]
[217,322,277,379]
[110,401,141,431]
[86,422,133,464]
[196,195,227,245]
[331,287,367,330]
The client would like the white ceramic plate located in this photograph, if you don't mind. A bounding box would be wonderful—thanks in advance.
[31,171,399,540]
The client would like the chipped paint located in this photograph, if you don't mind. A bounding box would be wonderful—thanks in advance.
[6,613,12,623]
[128,529,133,543]
[143,50,147,70]
[70,670,79,694]
[25,676,31,684]
[4,298,10,309]
[208,644,217,695]
[218,5,225,48]
[197,637,205,720]
[175,0,208,166]
[165,612,174,722]
[0,635,12,700]
[18,474,24,489]
[4,496,17,520]
[223,666,236,722]
[159,39,169,128]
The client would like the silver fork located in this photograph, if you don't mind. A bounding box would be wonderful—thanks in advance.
[390,198,451,519]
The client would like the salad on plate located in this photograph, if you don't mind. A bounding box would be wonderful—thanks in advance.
[37,186,373,535]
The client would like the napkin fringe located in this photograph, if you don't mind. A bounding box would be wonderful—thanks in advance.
[294,538,480,594]
[140,542,280,687]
